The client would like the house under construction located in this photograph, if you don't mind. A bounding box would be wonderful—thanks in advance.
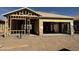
[0,7,79,37]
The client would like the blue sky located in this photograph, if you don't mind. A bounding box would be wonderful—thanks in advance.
[0,7,79,20]
[30,7,79,16]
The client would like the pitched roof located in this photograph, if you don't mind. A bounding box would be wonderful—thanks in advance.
[37,11,74,19]
[2,7,41,16]
[0,7,74,20]
[74,16,79,20]
[0,7,41,20]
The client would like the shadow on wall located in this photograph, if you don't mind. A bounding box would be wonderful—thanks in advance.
[58,48,71,51]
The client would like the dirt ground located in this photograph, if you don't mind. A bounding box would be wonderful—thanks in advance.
[0,34,79,51]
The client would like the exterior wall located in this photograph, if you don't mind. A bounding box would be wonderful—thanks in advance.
[0,20,5,35]
[70,20,74,35]
[5,18,74,36]
[4,18,74,36]
[5,19,10,36]
[0,24,5,33]
[39,19,74,35]
[39,19,43,35]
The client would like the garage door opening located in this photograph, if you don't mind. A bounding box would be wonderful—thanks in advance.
[43,22,70,34]
[74,21,79,33]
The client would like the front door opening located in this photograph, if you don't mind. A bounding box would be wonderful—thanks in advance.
[43,22,70,34]
[30,19,38,35]
[30,19,35,34]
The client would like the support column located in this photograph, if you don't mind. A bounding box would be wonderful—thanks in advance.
[39,19,43,36]
[9,16,11,34]
[70,21,74,35]
[4,17,9,37]
[27,18,30,35]
[10,16,11,35]
[5,20,7,37]
[25,18,26,34]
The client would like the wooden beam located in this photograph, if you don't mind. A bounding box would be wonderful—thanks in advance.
[11,18,25,20]
[10,16,11,34]
[27,18,30,35]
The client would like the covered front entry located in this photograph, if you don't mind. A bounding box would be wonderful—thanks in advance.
[11,20,25,34]
[43,22,70,34]
[10,18,39,35]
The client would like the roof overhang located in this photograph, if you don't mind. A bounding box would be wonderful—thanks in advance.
[73,16,79,21]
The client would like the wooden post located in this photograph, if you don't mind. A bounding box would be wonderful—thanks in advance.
[25,18,26,34]
[10,16,11,35]
[4,20,7,37]
[27,18,30,35]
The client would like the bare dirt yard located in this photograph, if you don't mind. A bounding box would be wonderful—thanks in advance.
[0,34,79,51]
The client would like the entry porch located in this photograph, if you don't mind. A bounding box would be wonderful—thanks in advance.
[5,15,39,36]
